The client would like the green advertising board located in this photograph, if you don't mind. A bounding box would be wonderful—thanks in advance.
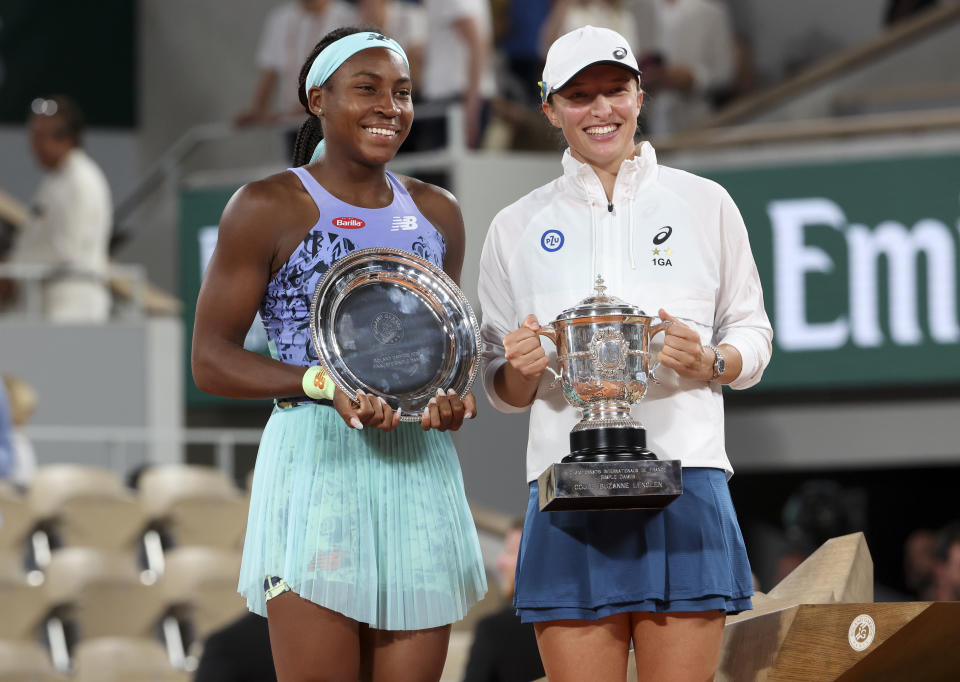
[180,151,960,404]
[705,153,960,391]
[180,186,273,407]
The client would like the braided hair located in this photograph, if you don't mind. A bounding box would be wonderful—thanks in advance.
[292,26,381,166]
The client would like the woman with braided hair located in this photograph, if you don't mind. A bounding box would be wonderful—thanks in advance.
[192,26,486,681]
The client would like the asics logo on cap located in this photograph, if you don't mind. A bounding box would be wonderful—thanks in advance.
[613,47,627,60]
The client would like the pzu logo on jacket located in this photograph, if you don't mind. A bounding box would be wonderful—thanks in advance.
[541,229,564,252]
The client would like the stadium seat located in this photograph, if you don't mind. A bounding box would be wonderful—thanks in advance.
[0,481,32,554]
[72,637,189,682]
[0,552,46,640]
[43,547,164,640]
[26,465,144,551]
[161,546,246,642]
[0,638,64,681]
[139,465,246,548]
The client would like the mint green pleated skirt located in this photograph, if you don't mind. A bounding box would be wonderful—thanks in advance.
[239,403,487,630]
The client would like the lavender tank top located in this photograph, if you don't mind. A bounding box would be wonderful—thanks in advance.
[260,167,447,366]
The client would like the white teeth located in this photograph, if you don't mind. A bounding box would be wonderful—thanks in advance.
[365,127,396,136]
[586,124,617,135]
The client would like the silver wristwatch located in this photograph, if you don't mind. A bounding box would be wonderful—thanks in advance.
[707,345,725,379]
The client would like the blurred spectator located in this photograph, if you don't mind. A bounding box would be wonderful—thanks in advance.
[885,0,939,25]
[631,0,736,135]
[420,0,496,149]
[235,0,355,127]
[462,519,544,682]
[772,479,864,586]
[933,521,960,601]
[540,0,639,58]
[1,375,38,488]
[0,189,27,260]
[903,528,938,600]
[354,1,428,85]
[10,95,112,322]
[194,612,277,682]
[483,0,555,152]
[492,0,550,108]
[237,0,427,159]
[0,189,29,308]
[0,380,13,481]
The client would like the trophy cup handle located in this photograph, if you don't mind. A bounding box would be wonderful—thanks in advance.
[646,320,673,384]
[535,325,563,387]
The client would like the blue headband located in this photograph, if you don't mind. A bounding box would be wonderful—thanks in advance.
[304,31,409,163]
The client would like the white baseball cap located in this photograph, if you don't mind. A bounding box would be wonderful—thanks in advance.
[540,25,640,102]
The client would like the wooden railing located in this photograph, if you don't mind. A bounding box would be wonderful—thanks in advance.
[656,107,960,152]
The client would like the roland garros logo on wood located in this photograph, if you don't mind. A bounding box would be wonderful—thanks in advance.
[847,613,876,652]
[332,217,365,229]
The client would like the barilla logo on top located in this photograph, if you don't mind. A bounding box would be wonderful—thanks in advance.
[333,217,365,229]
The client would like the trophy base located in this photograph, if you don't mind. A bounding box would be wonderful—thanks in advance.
[537,459,683,512]
[562,425,657,463]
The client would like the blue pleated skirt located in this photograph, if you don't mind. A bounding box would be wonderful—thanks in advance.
[239,403,487,630]
[515,468,753,623]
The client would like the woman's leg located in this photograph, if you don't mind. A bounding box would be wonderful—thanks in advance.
[266,591,361,682]
[533,614,632,682]
[360,624,451,682]
[630,611,726,682]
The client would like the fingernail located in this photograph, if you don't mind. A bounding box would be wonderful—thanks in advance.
[436,388,445,397]
[429,397,437,405]
[422,406,430,418]
[464,411,473,419]
[447,388,457,396]
[349,417,363,430]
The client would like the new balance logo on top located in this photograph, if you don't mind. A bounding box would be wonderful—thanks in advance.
[391,216,418,231]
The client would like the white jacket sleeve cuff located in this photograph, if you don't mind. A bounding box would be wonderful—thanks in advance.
[718,328,771,390]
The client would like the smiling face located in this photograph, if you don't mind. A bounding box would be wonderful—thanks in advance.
[543,63,643,173]
[309,47,413,166]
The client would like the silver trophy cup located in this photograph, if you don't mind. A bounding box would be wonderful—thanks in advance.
[535,276,683,511]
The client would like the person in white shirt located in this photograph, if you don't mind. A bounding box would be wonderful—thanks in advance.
[539,0,639,58]
[14,96,112,322]
[633,0,736,135]
[237,0,358,127]
[237,0,427,128]
[477,26,771,682]
[420,0,496,148]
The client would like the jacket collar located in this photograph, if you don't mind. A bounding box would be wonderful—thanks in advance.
[560,141,659,205]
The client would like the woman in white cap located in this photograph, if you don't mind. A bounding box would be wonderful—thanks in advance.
[477,25,772,681]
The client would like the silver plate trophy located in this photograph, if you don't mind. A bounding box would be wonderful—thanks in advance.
[535,276,683,511]
[309,247,480,421]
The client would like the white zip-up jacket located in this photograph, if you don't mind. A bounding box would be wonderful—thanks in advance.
[478,142,773,482]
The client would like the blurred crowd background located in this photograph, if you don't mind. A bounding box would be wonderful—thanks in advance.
[1,0,960,680]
